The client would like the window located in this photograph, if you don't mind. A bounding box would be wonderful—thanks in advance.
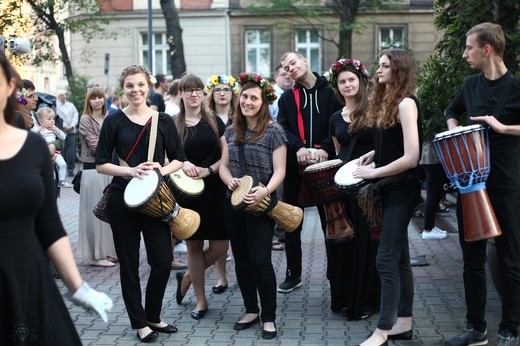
[379,27,405,50]
[296,29,321,74]
[141,32,172,76]
[245,29,271,77]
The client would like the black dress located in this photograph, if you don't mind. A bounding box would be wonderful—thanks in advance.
[182,117,228,240]
[328,111,381,319]
[0,132,82,345]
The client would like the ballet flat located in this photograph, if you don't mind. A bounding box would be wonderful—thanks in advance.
[212,284,228,294]
[149,323,178,334]
[191,307,208,320]
[233,316,260,331]
[136,331,159,343]
[261,322,277,340]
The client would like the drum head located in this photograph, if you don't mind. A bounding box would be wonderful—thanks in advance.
[169,169,204,196]
[124,170,160,207]
[231,175,255,208]
[334,160,375,187]
[434,124,484,140]
[303,159,344,174]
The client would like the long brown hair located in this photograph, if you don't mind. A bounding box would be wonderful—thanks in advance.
[175,73,220,146]
[366,49,415,129]
[331,71,371,135]
[82,86,107,116]
[233,82,272,144]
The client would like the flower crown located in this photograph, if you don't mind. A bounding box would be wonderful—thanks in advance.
[238,72,277,104]
[149,74,157,85]
[17,88,29,105]
[328,58,370,87]
[205,74,240,94]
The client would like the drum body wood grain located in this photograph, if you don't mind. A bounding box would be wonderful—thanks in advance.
[124,169,201,239]
[231,176,303,232]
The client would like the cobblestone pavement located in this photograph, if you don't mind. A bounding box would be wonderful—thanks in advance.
[55,187,500,345]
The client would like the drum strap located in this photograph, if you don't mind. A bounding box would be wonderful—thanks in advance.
[345,133,359,162]
[119,112,158,167]
[292,87,305,145]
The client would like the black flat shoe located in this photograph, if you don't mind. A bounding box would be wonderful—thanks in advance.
[388,329,412,340]
[191,307,208,320]
[149,324,178,334]
[233,316,260,331]
[176,271,185,305]
[212,284,228,294]
[136,331,159,343]
[261,323,277,340]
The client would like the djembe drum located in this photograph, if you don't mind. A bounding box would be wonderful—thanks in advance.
[334,160,381,240]
[231,176,303,232]
[124,169,201,240]
[302,159,354,244]
[433,124,501,241]
[167,168,205,205]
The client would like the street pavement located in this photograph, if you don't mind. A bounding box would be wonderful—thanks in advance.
[55,186,501,345]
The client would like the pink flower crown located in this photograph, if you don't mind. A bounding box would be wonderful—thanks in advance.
[238,72,277,104]
[328,58,370,87]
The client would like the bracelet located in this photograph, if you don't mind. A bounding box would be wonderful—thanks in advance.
[265,186,270,195]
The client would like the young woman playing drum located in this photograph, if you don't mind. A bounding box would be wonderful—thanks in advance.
[219,72,287,339]
[327,58,381,320]
[96,65,186,343]
[173,73,229,320]
[354,49,423,346]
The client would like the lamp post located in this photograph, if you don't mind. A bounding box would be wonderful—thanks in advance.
[147,0,153,73]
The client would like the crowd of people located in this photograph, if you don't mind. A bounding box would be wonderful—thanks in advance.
[1,21,518,346]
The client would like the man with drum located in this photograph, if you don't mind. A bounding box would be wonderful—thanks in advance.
[277,51,342,293]
[444,22,520,346]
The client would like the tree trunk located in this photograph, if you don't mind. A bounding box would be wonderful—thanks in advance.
[159,0,186,78]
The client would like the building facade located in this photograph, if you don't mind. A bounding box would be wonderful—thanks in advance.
[67,0,435,90]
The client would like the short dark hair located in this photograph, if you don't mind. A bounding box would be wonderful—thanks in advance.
[155,73,167,88]
[22,79,35,91]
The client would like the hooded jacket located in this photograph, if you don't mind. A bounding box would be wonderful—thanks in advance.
[277,72,342,175]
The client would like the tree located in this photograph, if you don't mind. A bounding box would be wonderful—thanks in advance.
[0,0,118,86]
[159,0,186,78]
[248,0,381,59]
[417,0,520,141]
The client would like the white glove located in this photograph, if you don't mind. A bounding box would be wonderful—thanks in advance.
[69,282,113,323]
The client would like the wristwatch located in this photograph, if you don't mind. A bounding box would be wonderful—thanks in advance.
[207,166,214,174]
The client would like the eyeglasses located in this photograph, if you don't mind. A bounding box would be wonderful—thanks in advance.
[214,88,232,95]
[184,87,203,95]
[26,93,37,99]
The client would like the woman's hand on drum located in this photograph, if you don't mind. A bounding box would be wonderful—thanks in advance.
[131,162,154,179]
[227,177,240,191]
[353,164,376,180]
[244,186,269,206]
[357,150,375,167]
[182,161,199,178]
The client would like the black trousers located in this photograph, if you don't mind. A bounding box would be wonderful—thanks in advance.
[457,187,520,334]
[282,173,326,278]
[225,201,277,322]
[109,190,173,329]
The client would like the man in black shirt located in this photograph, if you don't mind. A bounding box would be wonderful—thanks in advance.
[149,73,167,112]
[277,51,341,293]
[444,22,520,346]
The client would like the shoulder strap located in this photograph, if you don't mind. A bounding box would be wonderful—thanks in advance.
[238,143,246,175]
[345,132,359,162]
[147,111,159,161]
